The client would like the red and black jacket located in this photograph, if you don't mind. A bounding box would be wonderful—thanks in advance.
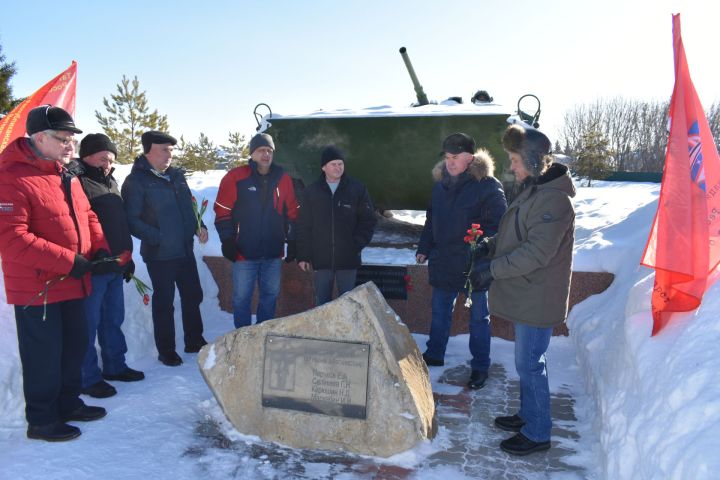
[214,160,298,260]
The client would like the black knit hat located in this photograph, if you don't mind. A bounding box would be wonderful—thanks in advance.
[442,133,475,155]
[79,133,117,158]
[320,145,345,167]
[502,124,552,177]
[249,133,275,154]
[141,130,177,153]
[26,105,82,135]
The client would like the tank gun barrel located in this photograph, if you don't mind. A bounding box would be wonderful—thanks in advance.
[399,47,429,106]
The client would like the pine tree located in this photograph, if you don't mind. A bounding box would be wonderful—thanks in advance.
[174,133,222,173]
[220,131,249,170]
[575,125,612,187]
[95,75,169,164]
[0,44,21,115]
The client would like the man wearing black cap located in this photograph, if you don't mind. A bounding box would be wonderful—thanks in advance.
[76,133,145,398]
[214,132,299,328]
[296,145,376,306]
[121,130,208,367]
[416,132,507,390]
[0,105,110,441]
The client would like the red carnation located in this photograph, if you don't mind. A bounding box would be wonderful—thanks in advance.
[143,294,150,305]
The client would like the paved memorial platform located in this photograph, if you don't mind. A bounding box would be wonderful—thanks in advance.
[187,359,587,478]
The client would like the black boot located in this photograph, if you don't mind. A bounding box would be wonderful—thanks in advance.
[81,380,117,398]
[500,432,550,456]
[467,370,488,389]
[494,414,525,432]
[422,352,444,367]
[158,351,183,366]
[184,337,208,353]
[62,405,107,422]
[27,422,81,442]
[103,367,145,382]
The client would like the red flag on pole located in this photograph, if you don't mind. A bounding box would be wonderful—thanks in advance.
[0,61,77,153]
[641,14,720,335]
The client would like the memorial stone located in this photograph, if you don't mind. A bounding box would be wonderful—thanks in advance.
[198,282,437,457]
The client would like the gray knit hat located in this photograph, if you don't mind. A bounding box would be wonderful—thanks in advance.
[502,124,552,177]
[249,133,275,154]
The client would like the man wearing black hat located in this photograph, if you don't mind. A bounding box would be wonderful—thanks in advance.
[121,130,208,367]
[76,133,145,398]
[214,133,299,328]
[296,145,377,306]
[416,132,507,390]
[0,105,110,441]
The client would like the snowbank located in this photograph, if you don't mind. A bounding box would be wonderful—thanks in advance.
[568,180,720,479]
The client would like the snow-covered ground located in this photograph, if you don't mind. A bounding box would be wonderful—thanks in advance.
[0,166,718,479]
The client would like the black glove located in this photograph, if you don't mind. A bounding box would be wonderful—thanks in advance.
[471,263,494,291]
[123,259,135,283]
[473,238,491,261]
[93,248,111,262]
[284,240,296,263]
[221,239,238,262]
[68,254,93,279]
[91,248,120,275]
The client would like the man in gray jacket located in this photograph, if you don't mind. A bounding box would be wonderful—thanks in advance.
[472,124,575,456]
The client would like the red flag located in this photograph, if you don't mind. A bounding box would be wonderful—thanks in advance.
[641,14,720,335]
[0,61,77,153]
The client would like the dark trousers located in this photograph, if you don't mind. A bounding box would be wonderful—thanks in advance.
[146,256,204,354]
[14,299,87,426]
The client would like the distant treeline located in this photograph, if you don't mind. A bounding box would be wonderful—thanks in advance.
[558,97,720,174]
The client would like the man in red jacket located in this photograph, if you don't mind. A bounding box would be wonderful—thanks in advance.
[214,133,299,328]
[0,105,110,442]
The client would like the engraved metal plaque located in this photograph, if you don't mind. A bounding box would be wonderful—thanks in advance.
[355,264,408,300]
[262,335,370,419]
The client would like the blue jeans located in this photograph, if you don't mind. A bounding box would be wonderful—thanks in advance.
[514,323,553,442]
[312,269,357,306]
[82,273,128,387]
[232,258,282,328]
[425,288,491,372]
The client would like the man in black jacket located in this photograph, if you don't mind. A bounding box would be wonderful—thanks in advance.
[121,131,208,367]
[77,134,145,398]
[296,145,376,306]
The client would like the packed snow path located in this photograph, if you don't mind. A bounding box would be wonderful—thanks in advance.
[0,330,595,479]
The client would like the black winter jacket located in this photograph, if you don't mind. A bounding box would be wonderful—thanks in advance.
[296,174,376,270]
[417,152,507,291]
[121,155,199,262]
[76,160,133,273]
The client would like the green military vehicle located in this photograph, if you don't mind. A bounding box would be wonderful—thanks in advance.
[255,48,540,210]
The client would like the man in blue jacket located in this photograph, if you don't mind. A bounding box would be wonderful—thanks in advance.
[121,131,208,367]
[416,133,507,389]
[296,145,376,306]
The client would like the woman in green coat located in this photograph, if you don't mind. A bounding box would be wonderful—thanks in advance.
[472,124,576,456]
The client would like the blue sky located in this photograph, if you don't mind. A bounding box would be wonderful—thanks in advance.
[1,0,718,147]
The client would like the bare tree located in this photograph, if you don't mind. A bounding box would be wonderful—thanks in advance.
[708,100,720,151]
[559,97,670,172]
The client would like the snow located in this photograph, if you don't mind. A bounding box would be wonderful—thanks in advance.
[262,100,511,121]
[1,167,719,479]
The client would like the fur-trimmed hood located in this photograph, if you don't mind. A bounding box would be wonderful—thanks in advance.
[431,148,495,182]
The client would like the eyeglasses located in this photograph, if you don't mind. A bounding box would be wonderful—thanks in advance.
[48,132,75,147]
